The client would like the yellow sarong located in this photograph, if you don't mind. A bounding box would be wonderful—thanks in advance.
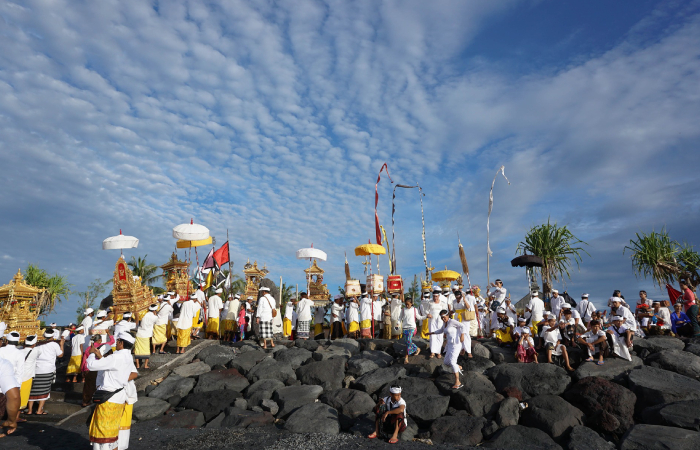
[192,309,201,328]
[177,328,192,348]
[221,320,233,333]
[66,355,82,375]
[348,321,359,333]
[120,403,133,431]
[206,318,220,334]
[495,327,513,343]
[134,336,150,358]
[314,323,323,336]
[421,319,430,339]
[152,324,167,345]
[283,318,292,336]
[360,319,372,330]
[89,401,126,445]
[20,378,32,409]
[530,324,539,336]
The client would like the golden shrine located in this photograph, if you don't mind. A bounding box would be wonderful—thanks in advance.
[111,256,154,319]
[243,260,269,305]
[0,270,44,340]
[160,252,190,298]
[304,259,330,306]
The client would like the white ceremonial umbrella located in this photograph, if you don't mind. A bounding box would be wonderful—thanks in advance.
[172,219,210,241]
[296,248,327,261]
[102,230,139,255]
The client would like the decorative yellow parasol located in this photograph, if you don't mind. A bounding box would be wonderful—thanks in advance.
[431,269,461,282]
[176,236,213,248]
[354,243,386,256]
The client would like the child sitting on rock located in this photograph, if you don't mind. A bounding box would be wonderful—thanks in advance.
[369,385,407,444]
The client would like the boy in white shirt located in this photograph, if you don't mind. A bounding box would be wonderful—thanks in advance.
[539,316,574,371]
[578,320,608,365]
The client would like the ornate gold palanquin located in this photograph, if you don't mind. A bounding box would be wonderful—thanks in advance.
[111,256,154,320]
[0,270,43,340]
[160,252,190,298]
[243,261,269,306]
[304,260,330,306]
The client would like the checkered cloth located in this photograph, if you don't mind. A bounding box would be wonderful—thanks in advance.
[259,320,273,339]
[297,320,310,339]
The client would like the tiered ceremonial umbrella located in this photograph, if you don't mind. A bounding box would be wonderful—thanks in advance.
[354,242,387,337]
[431,268,460,291]
[172,219,212,298]
[296,246,327,295]
[102,230,139,255]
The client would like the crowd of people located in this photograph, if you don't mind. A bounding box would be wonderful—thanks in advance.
[0,277,698,445]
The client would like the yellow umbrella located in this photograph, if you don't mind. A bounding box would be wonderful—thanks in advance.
[431,269,461,282]
[176,236,213,248]
[354,243,386,256]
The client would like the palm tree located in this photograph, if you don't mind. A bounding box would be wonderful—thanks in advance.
[24,264,72,316]
[128,255,162,287]
[624,229,700,289]
[516,219,589,294]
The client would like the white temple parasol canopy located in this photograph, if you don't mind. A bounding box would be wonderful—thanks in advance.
[173,219,210,241]
[296,248,327,261]
[102,230,139,251]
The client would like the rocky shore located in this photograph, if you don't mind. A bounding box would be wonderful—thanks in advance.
[12,334,700,449]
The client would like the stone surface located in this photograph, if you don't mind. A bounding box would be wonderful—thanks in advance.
[357,350,393,367]
[319,388,375,419]
[220,406,275,429]
[205,412,225,428]
[646,349,700,380]
[496,397,520,428]
[295,357,346,391]
[283,402,340,435]
[148,374,196,400]
[295,339,320,351]
[430,415,486,446]
[351,366,407,394]
[312,346,352,361]
[233,398,248,410]
[472,341,490,359]
[194,368,250,393]
[633,336,685,354]
[640,400,700,431]
[684,343,700,357]
[242,379,285,406]
[378,376,440,400]
[572,356,643,381]
[260,399,279,415]
[627,365,700,410]
[197,345,238,367]
[567,425,615,450]
[485,363,571,398]
[485,343,518,364]
[227,350,268,375]
[520,395,585,442]
[346,358,380,377]
[246,358,297,384]
[179,389,241,421]
[460,355,496,374]
[273,384,324,419]
[563,376,636,435]
[362,338,399,353]
[348,412,375,438]
[403,355,443,376]
[274,347,312,369]
[157,410,205,428]
[330,338,360,355]
[435,372,502,418]
[401,417,419,442]
[407,395,450,425]
[172,361,212,378]
[132,397,171,421]
[484,425,562,449]
[620,425,700,450]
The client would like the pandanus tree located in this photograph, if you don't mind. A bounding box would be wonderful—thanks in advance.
[516,219,589,294]
[127,255,162,288]
[624,228,700,289]
[24,263,72,316]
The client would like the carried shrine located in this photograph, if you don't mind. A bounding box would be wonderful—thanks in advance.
[0,269,44,340]
[243,260,269,305]
[160,252,191,298]
[304,259,330,306]
[111,256,154,319]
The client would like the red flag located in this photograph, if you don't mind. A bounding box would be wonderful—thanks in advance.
[213,241,230,266]
[666,283,682,303]
[375,163,393,244]
[202,248,218,270]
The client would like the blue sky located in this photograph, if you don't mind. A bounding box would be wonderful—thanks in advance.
[1,0,699,325]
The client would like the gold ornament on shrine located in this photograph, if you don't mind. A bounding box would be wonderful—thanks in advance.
[304,260,330,306]
[243,260,269,305]
[160,252,191,298]
[111,256,154,320]
[0,269,45,340]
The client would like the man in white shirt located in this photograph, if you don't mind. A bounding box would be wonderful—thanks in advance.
[0,357,20,437]
[153,299,173,354]
[503,297,518,324]
[462,289,478,337]
[610,298,637,332]
[490,279,507,308]
[191,285,207,339]
[283,299,295,339]
[330,295,345,340]
[372,294,386,338]
[256,287,277,349]
[206,288,224,340]
[175,296,197,354]
[360,294,373,338]
[134,304,158,369]
[606,315,633,361]
[20,335,41,413]
[550,289,565,319]
[87,331,138,450]
[578,320,608,364]
[576,294,596,327]
[389,292,404,339]
[0,332,24,389]
[295,293,314,340]
[81,308,95,334]
[113,313,136,337]
[66,326,86,383]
